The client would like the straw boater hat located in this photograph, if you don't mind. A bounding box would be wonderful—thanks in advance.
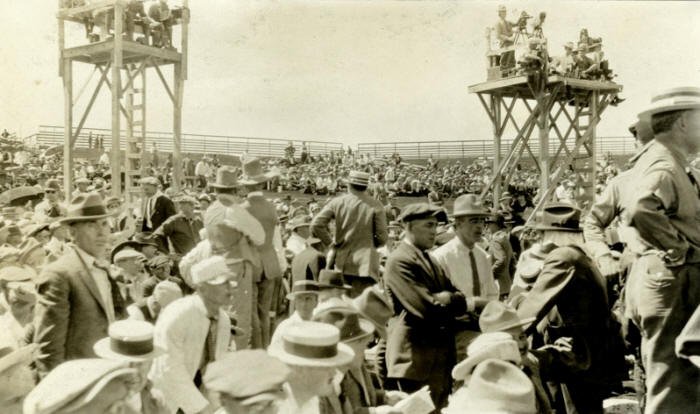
[191,255,241,286]
[451,332,521,381]
[347,171,370,187]
[268,321,354,368]
[139,176,160,187]
[93,320,164,362]
[530,203,582,232]
[23,359,137,414]
[239,158,279,185]
[209,166,239,190]
[639,86,700,119]
[59,192,113,224]
[445,359,536,414]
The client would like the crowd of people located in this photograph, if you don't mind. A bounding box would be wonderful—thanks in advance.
[0,85,698,414]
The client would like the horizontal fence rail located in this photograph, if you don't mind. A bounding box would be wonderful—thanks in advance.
[356,136,637,160]
[27,125,637,161]
[31,125,344,158]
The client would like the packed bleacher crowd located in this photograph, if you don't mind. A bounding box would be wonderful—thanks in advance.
[0,86,699,414]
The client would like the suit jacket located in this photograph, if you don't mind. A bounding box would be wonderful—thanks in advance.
[488,229,515,295]
[310,191,388,279]
[33,246,125,377]
[516,246,626,398]
[384,241,466,381]
[291,246,326,284]
[143,194,177,232]
[242,194,283,280]
[149,295,232,414]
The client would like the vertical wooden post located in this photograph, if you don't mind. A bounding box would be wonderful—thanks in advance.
[492,94,502,208]
[111,2,123,197]
[58,0,65,78]
[63,58,73,201]
[172,63,183,191]
[538,93,550,196]
[588,91,599,202]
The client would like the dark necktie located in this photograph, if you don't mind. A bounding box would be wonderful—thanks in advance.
[47,205,60,218]
[201,316,218,371]
[686,168,700,198]
[469,250,481,297]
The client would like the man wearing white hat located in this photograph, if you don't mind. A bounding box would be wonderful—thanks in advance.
[620,86,700,413]
[149,255,240,414]
[310,170,388,298]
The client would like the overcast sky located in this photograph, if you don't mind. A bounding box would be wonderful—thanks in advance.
[1,1,699,144]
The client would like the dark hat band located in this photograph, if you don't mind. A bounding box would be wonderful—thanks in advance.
[283,340,338,359]
[110,338,154,356]
[67,205,108,218]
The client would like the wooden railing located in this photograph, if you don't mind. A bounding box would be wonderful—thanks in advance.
[31,125,344,158]
[27,125,637,161]
[356,136,637,160]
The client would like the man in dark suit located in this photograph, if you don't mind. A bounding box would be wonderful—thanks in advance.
[311,170,388,298]
[153,194,202,260]
[140,176,176,232]
[384,203,467,410]
[33,193,126,378]
[516,203,625,414]
[240,157,285,348]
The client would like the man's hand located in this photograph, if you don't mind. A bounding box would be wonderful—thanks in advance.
[597,254,621,279]
[384,390,409,405]
[433,291,452,306]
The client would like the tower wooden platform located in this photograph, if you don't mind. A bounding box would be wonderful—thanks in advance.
[58,0,189,201]
[468,74,622,219]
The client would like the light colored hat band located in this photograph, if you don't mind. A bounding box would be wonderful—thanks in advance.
[110,337,154,356]
[283,340,337,359]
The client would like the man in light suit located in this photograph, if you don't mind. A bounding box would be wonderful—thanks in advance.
[33,193,125,378]
[384,203,468,411]
[140,176,176,232]
[149,255,241,414]
[240,157,287,348]
[311,170,388,298]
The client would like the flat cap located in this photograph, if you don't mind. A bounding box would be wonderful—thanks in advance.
[397,203,448,223]
[148,254,171,269]
[204,350,290,404]
[113,248,146,263]
[139,176,160,186]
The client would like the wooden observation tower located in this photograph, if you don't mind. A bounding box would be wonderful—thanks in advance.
[57,0,189,201]
[469,71,622,220]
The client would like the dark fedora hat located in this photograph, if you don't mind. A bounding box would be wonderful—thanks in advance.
[531,203,582,232]
[59,192,113,224]
[209,166,239,190]
[318,269,351,290]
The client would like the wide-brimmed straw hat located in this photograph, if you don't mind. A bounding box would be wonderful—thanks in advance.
[347,171,370,187]
[313,298,375,343]
[639,86,700,119]
[93,320,164,362]
[59,192,113,224]
[351,286,393,339]
[209,166,239,190]
[286,280,320,300]
[268,321,354,368]
[239,158,279,185]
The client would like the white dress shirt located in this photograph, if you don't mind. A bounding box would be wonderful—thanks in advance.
[431,237,499,309]
[73,245,115,322]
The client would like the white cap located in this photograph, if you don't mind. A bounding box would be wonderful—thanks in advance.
[191,255,237,285]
